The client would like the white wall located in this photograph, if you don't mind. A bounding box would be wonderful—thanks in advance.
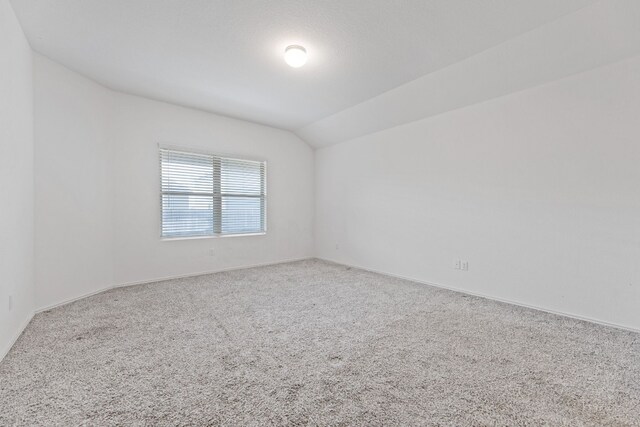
[112,93,315,284]
[24,11,640,345]
[316,55,640,331]
[299,0,640,148]
[33,54,314,307]
[34,54,115,309]
[0,0,34,358]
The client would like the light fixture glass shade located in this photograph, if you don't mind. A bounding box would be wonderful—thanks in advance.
[284,45,307,68]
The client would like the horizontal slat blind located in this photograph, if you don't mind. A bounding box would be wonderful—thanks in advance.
[160,148,266,238]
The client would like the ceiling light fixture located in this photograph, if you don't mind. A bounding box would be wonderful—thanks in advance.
[284,45,307,68]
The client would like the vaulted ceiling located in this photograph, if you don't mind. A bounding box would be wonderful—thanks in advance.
[11,0,640,147]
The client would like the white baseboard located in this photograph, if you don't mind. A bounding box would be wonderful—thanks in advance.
[35,256,313,313]
[35,285,114,314]
[9,255,635,364]
[113,257,313,289]
[316,257,640,334]
[1,311,35,363]
[2,257,306,362]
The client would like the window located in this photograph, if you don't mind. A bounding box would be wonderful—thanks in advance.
[160,147,266,238]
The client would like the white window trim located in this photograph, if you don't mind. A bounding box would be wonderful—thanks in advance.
[160,232,266,241]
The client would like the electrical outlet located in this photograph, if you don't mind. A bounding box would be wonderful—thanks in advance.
[454,259,461,270]
[462,261,469,271]
[208,248,215,256]
[335,244,339,250]
[8,295,13,311]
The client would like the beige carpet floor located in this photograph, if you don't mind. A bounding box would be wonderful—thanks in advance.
[1,259,639,426]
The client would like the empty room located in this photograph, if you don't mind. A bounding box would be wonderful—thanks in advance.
[1,0,639,425]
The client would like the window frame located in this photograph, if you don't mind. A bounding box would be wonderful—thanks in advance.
[159,145,267,240]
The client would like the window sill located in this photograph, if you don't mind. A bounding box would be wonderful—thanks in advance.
[161,232,266,241]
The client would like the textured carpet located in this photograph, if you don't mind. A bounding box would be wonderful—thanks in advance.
[1,259,639,426]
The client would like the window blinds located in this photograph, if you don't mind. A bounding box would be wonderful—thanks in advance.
[160,148,266,238]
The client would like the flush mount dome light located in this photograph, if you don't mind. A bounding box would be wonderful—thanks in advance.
[284,45,307,68]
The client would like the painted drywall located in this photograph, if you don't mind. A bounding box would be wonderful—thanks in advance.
[299,0,640,148]
[34,54,115,310]
[0,0,34,358]
[33,54,314,307]
[112,93,314,284]
[315,55,640,331]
